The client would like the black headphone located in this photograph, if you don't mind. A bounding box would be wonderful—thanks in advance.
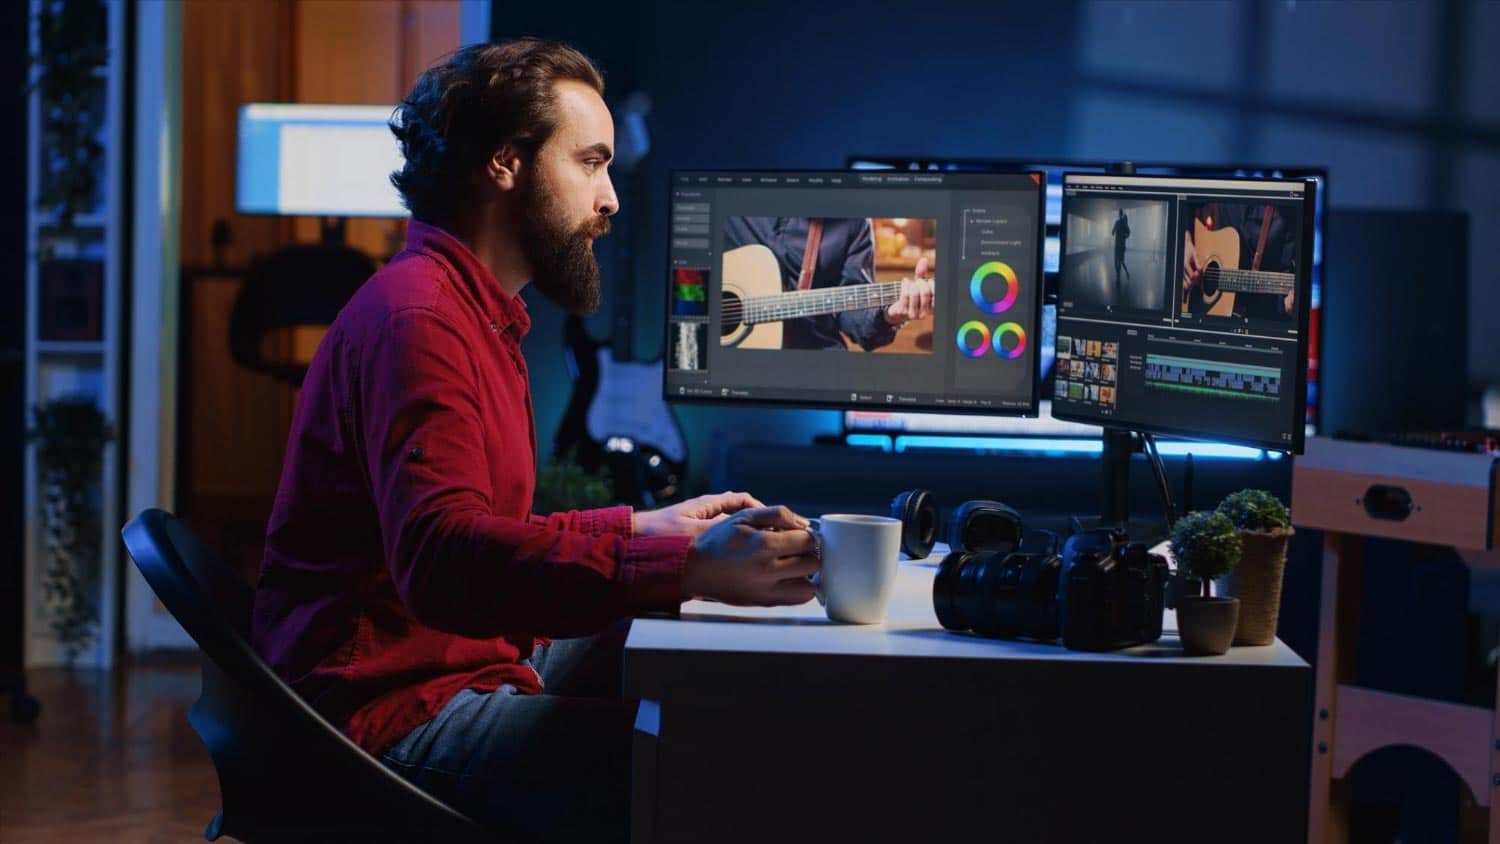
[890,489,938,558]
[890,490,1024,558]
[947,500,1023,555]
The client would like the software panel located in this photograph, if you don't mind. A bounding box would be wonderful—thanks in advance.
[664,170,1044,415]
[1053,174,1316,452]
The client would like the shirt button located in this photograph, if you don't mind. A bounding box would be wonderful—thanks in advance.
[490,322,500,334]
[409,446,424,461]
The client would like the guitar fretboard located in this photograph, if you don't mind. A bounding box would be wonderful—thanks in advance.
[733,283,905,325]
[1203,268,1295,295]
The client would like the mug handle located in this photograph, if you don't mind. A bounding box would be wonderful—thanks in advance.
[805,518,825,606]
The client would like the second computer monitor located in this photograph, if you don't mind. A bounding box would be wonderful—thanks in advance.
[664,170,1044,415]
[1053,173,1315,452]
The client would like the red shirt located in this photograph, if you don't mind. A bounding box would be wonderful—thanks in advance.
[251,220,690,757]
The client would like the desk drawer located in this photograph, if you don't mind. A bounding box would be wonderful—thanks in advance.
[1292,438,1498,549]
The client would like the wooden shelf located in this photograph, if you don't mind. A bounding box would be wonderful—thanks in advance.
[1296,436,1500,843]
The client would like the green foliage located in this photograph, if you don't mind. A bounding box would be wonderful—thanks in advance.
[533,449,615,516]
[1216,488,1290,532]
[31,0,109,232]
[1170,511,1242,587]
[28,396,113,665]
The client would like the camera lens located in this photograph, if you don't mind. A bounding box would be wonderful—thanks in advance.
[934,549,1061,640]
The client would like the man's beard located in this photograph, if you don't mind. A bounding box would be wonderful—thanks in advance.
[517,173,610,316]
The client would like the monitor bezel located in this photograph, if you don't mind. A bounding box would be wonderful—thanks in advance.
[1050,171,1317,454]
[662,168,1047,418]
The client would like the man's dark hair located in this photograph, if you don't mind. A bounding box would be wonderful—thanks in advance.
[389,39,606,224]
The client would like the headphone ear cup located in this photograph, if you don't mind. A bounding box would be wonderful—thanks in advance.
[890,489,937,559]
[948,500,1023,555]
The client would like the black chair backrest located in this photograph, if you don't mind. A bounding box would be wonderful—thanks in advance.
[121,508,485,842]
[228,243,375,384]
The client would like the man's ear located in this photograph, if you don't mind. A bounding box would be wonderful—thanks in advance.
[486,144,524,193]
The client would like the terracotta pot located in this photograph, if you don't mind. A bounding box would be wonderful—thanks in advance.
[1177,596,1240,655]
[1213,527,1293,645]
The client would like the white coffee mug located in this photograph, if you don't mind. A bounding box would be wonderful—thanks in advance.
[808,514,902,624]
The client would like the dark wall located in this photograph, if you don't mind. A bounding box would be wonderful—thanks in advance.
[506,1,1083,491]
[499,0,1500,493]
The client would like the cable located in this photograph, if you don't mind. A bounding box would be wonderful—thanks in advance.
[1140,432,1177,530]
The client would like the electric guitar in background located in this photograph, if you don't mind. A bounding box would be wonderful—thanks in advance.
[718,244,924,349]
[555,92,686,507]
[1181,217,1295,318]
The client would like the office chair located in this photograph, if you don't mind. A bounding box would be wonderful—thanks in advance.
[227,243,375,386]
[121,508,485,842]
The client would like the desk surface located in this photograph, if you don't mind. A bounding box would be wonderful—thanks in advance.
[626,545,1307,669]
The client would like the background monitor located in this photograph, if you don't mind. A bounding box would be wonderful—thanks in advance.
[1052,173,1316,453]
[236,103,407,218]
[663,170,1045,416]
[846,156,1327,443]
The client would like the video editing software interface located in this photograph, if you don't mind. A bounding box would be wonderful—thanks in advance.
[1053,174,1315,451]
[664,171,1044,414]
[843,157,1326,442]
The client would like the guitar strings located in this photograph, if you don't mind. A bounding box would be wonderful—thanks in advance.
[718,282,907,321]
[719,286,904,323]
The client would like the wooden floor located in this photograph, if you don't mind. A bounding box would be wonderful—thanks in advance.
[0,661,222,843]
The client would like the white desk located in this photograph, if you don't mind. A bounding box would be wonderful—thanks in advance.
[625,547,1310,843]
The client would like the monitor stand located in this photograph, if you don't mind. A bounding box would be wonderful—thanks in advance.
[1076,426,1182,544]
[1073,159,1180,543]
[319,216,347,246]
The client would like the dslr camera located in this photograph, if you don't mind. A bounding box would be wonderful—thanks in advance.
[933,527,1169,652]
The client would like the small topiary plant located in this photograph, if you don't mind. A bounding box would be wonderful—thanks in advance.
[1216,489,1290,533]
[1169,510,1242,597]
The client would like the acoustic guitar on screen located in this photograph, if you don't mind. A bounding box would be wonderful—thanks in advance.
[1180,217,1295,318]
[718,244,928,349]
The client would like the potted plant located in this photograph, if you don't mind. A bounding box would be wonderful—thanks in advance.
[1213,489,1293,646]
[28,396,113,666]
[31,0,108,236]
[533,448,615,516]
[1168,510,1242,656]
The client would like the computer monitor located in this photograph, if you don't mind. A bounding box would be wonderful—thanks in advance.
[845,156,1327,444]
[663,170,1045,415]
[1052,173,1316,453]
[235,103,407,218]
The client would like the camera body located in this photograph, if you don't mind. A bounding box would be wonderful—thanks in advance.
[1056,529,1170,652]
[934,528,1168,652]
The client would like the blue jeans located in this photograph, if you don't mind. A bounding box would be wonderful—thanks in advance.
[380,620,637,843]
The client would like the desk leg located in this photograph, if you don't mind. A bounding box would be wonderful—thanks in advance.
[1492,651,1500,844]
[1309,531,1361,844]
[633,700,661,844]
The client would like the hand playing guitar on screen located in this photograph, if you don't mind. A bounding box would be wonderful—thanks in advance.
[1183,227,1295,316]
[883,256,936,327]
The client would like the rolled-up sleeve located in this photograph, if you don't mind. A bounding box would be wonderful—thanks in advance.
[836,221,897,351]
[359,307,688,639]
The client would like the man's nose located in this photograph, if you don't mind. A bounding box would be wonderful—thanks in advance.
[597,176,619,217]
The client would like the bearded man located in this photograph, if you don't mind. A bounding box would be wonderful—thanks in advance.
[251,39,818,842]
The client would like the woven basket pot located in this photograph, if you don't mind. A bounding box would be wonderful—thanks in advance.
[1213,526,1294,645]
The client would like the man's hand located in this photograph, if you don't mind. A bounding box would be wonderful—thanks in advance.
[1182,230,1204,294]
[681,506,819,606]
[1282,288,1296,316]
[634,491,764,538]
[885,257,935,326]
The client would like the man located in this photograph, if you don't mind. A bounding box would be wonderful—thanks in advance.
[1111,208,1131,283]
[251,40,819,841]
[1182,202,1297,319]
[722,216,934,350]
